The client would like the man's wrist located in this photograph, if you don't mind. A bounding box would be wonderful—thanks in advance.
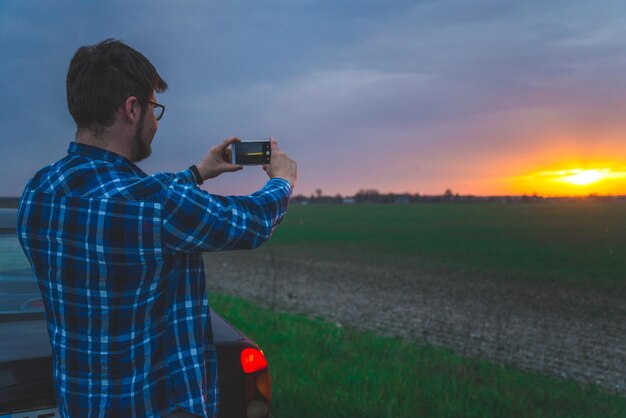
[269,177,293,192]
[189,165,204,185]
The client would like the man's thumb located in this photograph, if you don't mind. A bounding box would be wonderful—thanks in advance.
[269,137,279,153]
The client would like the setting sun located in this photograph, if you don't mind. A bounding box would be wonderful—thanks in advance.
[506,163,626,196]
[558,169,609,186]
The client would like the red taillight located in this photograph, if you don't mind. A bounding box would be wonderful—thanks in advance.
[240,348,268,374]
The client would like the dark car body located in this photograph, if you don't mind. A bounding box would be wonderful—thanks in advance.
[0,209,271,418]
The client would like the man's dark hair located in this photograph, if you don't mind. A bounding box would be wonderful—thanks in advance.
[66,38,168,134]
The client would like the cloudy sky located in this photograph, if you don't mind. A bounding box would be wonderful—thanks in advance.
[2,0,626,197]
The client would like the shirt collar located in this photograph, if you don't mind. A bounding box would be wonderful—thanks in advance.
[68,142,147,176]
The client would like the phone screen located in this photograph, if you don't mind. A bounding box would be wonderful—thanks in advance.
[232,141,271,165]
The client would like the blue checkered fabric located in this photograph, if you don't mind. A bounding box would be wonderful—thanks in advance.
[17,142,291,418]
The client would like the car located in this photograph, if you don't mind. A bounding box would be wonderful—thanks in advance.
[0,208,271,418]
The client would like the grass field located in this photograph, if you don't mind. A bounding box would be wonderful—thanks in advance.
[211,293,626,418]
[268,202,626,287]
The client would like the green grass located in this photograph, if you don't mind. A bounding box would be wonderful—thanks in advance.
[211,292,626,418]
[269,203,626,287]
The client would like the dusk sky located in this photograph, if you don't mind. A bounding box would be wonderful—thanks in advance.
[2,1,626,197]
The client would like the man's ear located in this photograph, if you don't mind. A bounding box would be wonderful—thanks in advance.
[123,96,140,123]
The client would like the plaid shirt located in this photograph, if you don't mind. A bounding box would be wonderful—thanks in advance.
[17,142,291,418]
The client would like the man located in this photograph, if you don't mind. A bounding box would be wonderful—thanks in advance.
[17,39,297,418]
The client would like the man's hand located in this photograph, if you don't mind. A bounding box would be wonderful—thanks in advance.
[196,137,244,180]
[263,138,298,189]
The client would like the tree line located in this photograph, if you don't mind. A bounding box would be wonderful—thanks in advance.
[291,189,625,204]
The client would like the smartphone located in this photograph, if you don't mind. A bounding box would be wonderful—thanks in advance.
[232,141,271,165]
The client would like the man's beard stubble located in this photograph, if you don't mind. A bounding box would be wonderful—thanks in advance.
[130,111,151,163]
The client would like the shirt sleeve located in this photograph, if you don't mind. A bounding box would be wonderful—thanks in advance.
[161,172,292,253]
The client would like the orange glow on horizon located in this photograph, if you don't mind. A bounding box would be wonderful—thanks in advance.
[506,164,626,196]
[384,136,626,197]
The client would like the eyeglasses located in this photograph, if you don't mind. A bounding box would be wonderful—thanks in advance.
[147,101,165,121]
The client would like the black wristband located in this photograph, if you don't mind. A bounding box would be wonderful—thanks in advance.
[189,165,204,185]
